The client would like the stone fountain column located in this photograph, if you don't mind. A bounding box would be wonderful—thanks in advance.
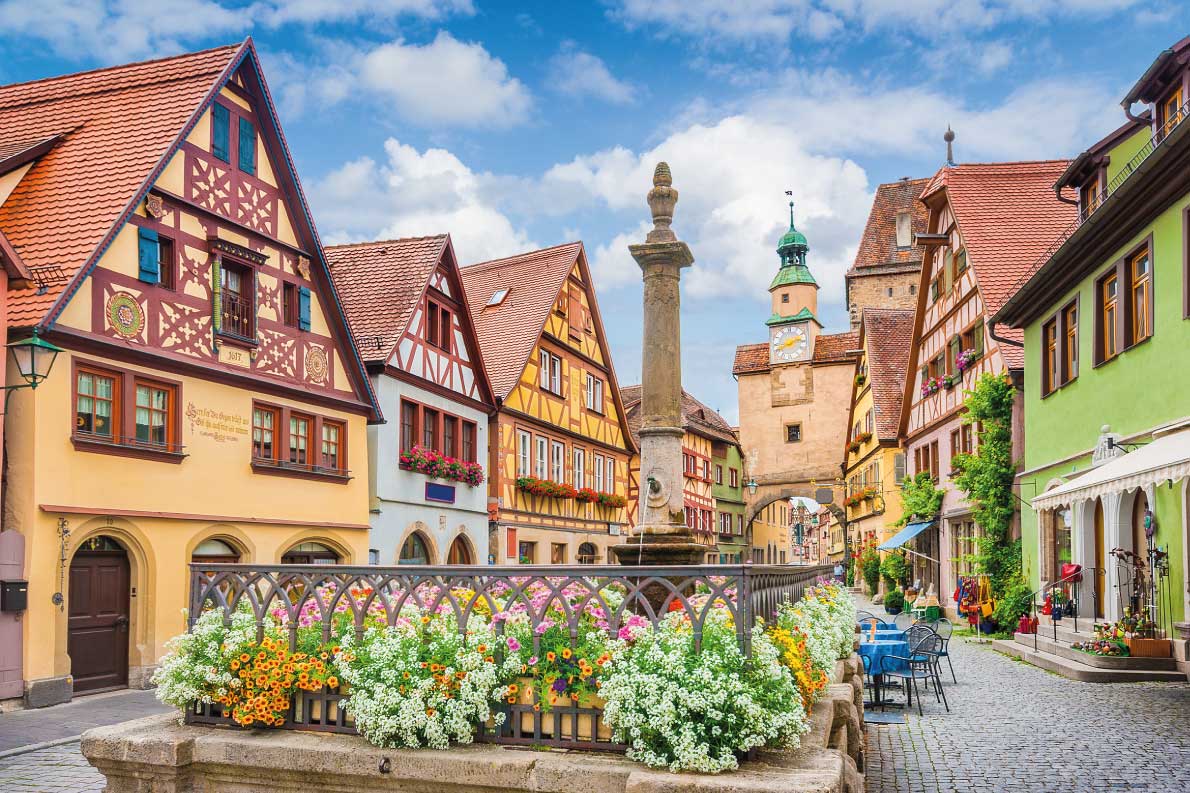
[612,163,706,568]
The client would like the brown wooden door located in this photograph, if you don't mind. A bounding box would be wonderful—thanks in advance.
[69,548,130,694]
[1094,500,1106,618]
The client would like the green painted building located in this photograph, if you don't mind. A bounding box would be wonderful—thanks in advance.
[712,439,748,563]
[994,37,1190,631]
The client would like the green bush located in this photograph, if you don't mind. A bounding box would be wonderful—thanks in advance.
[879,552,909,590]
[859,548,881,595]
[883,589,905,613]
[993,574,1034,631]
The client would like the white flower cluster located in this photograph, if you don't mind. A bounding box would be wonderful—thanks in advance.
[777,584,858,672]
[152,606,257,710]
[599,610,807,773]
[335,615,521,750]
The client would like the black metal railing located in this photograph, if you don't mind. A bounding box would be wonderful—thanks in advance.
[1028,566,1104,653]
[185,562,832,748]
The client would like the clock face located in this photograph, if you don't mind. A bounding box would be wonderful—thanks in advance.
[771,324,808,362]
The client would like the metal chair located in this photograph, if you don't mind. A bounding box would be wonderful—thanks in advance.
[856,609,879,624]
[858,615,884,631]
[881,631,950,716]
[931,618,956,684]
[893,611,914,630]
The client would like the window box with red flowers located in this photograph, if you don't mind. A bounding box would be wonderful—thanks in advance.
[920,376,943,397]
[400,445,485,486]
[596,492,627,509]
[515,476,578,499]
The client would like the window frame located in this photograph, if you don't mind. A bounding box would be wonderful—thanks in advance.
[517,429,532,477]
[217,254,257,342]
[535,435,548,479]
[250,399,351,482]
[70,359,184,463]
[538,348,563,396]
[551,440,565,483]
[584,372,604,414]
[282,281,300,328]
[1094,236,1155,367]
[785,423,802,443]
[572,447,585,489]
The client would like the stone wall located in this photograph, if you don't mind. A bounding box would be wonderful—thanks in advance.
[846,270,920,330]
[82,656,866,793]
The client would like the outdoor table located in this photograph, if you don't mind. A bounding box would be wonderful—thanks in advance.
[859,638,910,709]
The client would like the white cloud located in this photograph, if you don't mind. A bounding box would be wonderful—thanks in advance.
[357,33,532,128]
[548,43,637,104]
[0,0,474,60]
[611,0,1142,43]
[312,138,536,264]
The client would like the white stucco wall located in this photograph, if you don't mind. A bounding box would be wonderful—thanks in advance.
[369,374,490,565]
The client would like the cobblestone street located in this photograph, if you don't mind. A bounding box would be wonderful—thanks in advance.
[865,630,1190,793]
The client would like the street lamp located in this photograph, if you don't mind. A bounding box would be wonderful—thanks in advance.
[746,477,758,496]
[4,330,63,404]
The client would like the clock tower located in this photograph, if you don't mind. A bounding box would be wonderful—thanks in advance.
[767,202,821,365]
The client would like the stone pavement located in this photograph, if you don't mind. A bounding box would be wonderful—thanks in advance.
[863,603,1190,793]
[0,689,167,792]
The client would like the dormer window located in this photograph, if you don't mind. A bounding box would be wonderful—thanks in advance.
[1080,178,1102,217]
[1158,83,1185,140]
[895,211,912,248]
[487,288,510,306]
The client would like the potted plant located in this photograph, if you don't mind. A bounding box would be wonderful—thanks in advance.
[955,348,977,373]
[854,373,866,387]
[883,588,905,615]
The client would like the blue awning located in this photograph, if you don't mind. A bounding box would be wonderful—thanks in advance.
[878,519,936,551]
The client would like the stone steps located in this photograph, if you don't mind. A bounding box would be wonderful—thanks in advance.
[1013,632,1179,671]
[993,638,1187,683]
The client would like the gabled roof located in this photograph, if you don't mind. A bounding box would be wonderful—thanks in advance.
[326,235,447,363]
[460,241,635,451]
[327,234,494,406]
[620,385,739,447]
[858,309,915,442]
[849,178,929,275]
[919,160,1076,347]
[459,242,582,400]
[1122,34,1190,108]
[732,342,769,375]
[0,41,381,420]
[812,331,861,364]
[0,132,65,177]
[0,43,241,327]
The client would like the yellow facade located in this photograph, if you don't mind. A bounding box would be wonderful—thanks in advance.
[4,64,375,705]
[751,499,792,564]
[490,263,632,565]
[843,368,906,551]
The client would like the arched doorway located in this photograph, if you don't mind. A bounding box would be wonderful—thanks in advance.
[282,541,340,565]
[399,532,431,565]
[1093,499,1106,617]
[577,542,597,564]
[447,535,474,565]
[69,535,130,694]
[1131,490,1150,558]
[192,537,241,564]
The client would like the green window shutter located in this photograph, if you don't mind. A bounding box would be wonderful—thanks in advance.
[973,320,985,355]
[298,286,311,331]
[237,117,256,174]
[212,258,222,335]
[137,226,160,284]
[212,103,230,162]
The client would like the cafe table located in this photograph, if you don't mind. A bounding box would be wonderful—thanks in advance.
[858,637,910,709]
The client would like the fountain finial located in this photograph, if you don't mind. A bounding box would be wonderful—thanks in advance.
[645,161,679,243]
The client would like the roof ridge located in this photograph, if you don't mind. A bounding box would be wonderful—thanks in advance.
[0,42,242,95]
[462,241,581,271]
[877,177,930,186]
[325,234,448,250]
[948,159,1070,168]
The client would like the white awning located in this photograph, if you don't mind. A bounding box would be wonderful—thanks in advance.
[1032,428,1190,511]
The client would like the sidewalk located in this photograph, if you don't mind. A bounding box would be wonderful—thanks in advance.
[0,689,167,755]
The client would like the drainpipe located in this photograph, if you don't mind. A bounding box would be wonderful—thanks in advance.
[988,321,1023,350]
[1123,100,1148,126]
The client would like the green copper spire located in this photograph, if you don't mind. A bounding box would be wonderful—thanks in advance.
[770,199,817,290]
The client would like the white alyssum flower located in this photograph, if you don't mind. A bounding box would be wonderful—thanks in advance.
[152,605,256,710]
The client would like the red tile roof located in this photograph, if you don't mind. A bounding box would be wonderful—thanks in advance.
[859,308,915,441]
[812,331,861,363]
[920,160,1076,369]
[0,43,241,327]
[849,178,929,274]
[326,236,448,364]
[620,385,738,447]
[459,242,582,400]
[732,342,769,375]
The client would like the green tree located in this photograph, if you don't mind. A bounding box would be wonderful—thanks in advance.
[895,472,943,527]
[952,373,1021,602]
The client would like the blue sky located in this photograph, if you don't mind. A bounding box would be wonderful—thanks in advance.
[1,1,1184,423]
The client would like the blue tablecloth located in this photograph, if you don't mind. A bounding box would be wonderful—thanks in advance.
[858,639,910,675]
[869,628,907,642]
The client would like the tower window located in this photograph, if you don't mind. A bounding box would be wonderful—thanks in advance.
[781,293,789,304]
[785,423,802,443]
[910,284,916,295]
[887,287,893,297]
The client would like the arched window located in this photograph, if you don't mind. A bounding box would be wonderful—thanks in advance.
[399,533,431,565]
[577,542,597,564]
[282,541,339,565]
[192,537,241,564]
[1131,491,1150,557]
[446,535,473,565]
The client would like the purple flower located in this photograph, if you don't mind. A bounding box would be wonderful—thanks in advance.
[506,636,521,652]
[551,678,567,694]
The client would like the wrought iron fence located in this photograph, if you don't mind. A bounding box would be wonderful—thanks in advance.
[185,562,831,748]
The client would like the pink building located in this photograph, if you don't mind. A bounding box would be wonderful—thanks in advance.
[898,160,1075,613]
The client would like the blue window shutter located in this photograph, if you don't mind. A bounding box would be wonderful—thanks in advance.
[137,226,159,284]
[298,286,311,331]
[237,117,255,175]
[212,103,230,162]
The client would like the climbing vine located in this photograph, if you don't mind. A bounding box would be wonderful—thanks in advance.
[895,472,944,528]
[952,373,1021,607]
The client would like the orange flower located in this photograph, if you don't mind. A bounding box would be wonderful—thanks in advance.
[561,648,572,660]
[546,651,556,662]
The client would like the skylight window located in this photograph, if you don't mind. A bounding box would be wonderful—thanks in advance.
[487,288,510,306]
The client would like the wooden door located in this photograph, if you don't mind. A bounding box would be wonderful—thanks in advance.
[69,545,130,694]
[1093,500,1106,618]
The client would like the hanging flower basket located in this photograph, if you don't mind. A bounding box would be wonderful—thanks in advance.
[515,476,577,499]
[400,445,485,486]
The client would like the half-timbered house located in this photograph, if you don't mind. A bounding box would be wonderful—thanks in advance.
[327,236,495,566]
[459,243,634,565]
[0,42,379,707]
[896,160,1075,612]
